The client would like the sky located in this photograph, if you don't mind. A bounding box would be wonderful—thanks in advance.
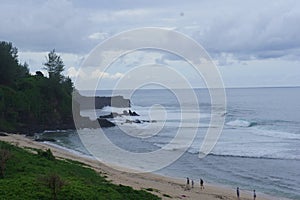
[1,0,300,89]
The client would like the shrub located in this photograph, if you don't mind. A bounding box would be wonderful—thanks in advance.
[38,173,65,200]
[0,148,12,178]
[37,149,55,160]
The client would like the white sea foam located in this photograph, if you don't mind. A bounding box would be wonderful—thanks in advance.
[226,119,255,127]
[251,128,300,140]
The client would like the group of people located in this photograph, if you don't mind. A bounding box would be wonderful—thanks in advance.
[237,187,257,200]
[185,178,257,199]
[185,177,204,190]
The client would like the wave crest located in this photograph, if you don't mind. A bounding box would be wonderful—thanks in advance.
[226,119,256,127]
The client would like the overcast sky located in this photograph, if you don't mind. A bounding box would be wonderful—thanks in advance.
[1,0,300,89]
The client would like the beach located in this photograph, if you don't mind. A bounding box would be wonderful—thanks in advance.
[0,133,275,200]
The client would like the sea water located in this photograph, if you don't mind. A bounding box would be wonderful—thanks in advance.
[39,87,300,199]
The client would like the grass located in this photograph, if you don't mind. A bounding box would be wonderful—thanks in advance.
[0,141,161,200]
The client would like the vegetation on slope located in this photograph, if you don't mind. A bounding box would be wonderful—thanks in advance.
[0,141,160,200]
[0,41,74,133]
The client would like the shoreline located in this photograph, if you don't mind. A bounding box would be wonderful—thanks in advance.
[0,133,280,200]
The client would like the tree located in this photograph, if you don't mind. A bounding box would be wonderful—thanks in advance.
[17,62,30,78]
[0,42,19,85]
[43,49,65,82]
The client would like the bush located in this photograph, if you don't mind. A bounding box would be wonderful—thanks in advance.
[38,173,65,200]
[37,149,55,160]
[0,148,12,178]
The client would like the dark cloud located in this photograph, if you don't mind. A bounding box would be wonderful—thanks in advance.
[0,0,97,53]
[1,0,300,62]
[191,0,300,60]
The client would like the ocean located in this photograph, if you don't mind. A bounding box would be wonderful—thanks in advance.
[38,87,300,199]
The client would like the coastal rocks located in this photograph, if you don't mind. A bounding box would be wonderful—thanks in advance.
[128,110,139,116]
[99,110,140,119]
[99,112,121,119]
[98,110,156,125]
[97,118,116,127]
[73,116,115,129]
[73,92,131,110]
[0,132,8,136]
[124,119,157,124]
[34,138,56,142]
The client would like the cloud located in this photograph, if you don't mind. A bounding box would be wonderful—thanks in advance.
[190,0,300,60]
[3,0,300,61]
[88,9,152,23]
[91,70,124,79]
[88,32,110,40]
[67,67,124,80]
[0,0,95,53]
[2,0,300,88]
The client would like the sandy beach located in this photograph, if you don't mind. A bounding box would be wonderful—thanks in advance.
[0,133,275,200]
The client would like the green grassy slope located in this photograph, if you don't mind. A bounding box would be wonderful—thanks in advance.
[0,141,160,200]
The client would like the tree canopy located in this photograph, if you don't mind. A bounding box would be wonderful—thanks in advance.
[0,41,74,133]
[43,49,64,82]
[0,42,29,86]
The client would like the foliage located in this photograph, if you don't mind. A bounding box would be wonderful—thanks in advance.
[38,173,65,200]
[0,141,160,200]
[0,148,12,178]
[37,149,55,161]
[0,41,74,133]
[43,49,65,82]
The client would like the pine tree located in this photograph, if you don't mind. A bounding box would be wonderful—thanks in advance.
[43,49,64,82]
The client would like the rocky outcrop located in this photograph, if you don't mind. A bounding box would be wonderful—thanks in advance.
[73,116,115,129]
[34,138,56,142]
[99,110,140,119]
[124,119,157,124]
[73,92,130,110]
[0,132,8,136]
[99,112,121,119]
[98,110,157,125]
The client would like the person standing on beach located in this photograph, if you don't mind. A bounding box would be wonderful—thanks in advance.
[200,178,204,189]
[237,187,240,199]
[186,177,190,190]
[191,179,194,188]
[253,190,256,200]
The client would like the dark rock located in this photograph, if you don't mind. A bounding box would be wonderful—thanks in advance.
[132,111,139,116]
[73,115,115,129]
[34,138,56,142]
[99,112,120,119]
[97,118,115,127]
[128,110,140,116]
[73,92,131,110]
[0,132,8,136]
[134,119,141,123]
[123,119,156,124]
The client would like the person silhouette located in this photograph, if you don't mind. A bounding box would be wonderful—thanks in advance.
[185,177,190,190]
[253,190,256,200]
[237,187,240,199]
[200,178,204,189]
